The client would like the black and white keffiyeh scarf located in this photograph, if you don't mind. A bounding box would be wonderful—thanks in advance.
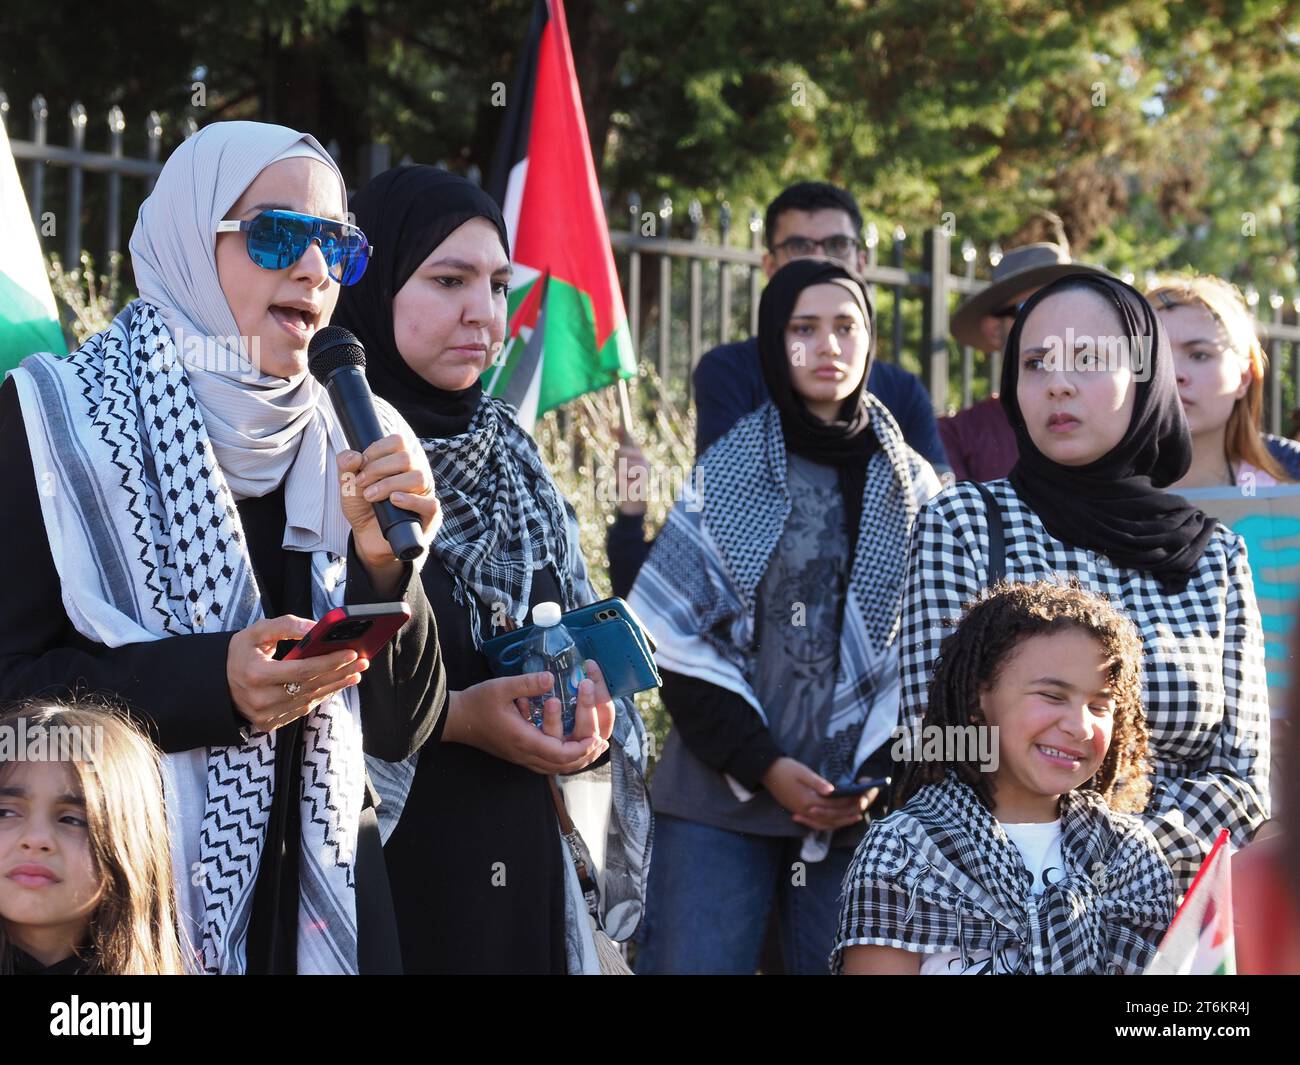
[361,393,652,973]
[832,773,1176,974]
[10,300,402,974]
[629,396,940,860]
[419,396,575,645]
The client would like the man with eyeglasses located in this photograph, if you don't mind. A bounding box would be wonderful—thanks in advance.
[940,240,1110,482]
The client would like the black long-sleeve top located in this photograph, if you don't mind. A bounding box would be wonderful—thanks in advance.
[606,511,652,601]
[0,376,447,972]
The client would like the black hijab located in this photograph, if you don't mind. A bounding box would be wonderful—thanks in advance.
[757,258,880,547]
[999,272,1217,592]
[331,165,510,440]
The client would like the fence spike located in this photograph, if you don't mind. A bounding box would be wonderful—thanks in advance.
[67,103,87,267]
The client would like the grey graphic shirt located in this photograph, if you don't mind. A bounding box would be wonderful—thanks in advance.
[651,452,851,839]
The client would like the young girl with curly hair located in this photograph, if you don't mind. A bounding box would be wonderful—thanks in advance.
[834,581,1175,975]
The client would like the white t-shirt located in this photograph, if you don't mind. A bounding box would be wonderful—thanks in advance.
[918,819,1065,975]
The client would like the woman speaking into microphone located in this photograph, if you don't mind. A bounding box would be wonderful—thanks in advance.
[0,121,455,974]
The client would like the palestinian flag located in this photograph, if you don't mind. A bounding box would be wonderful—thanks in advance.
[0,122,64,374]
[486,0,635,432]
[1145,829,1236,975]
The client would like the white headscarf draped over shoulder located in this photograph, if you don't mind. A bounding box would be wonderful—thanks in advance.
[129,121,353,555]
[8,120,410,972]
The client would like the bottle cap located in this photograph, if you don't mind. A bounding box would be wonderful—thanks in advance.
[532,602,562,627]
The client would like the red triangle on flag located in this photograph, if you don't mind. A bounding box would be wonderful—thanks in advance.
[507,268,549,338]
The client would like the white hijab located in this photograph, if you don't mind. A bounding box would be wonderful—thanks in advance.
[129,120,352,556]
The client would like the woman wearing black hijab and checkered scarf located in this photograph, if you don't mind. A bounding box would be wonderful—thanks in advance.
[333,165,651,975]
[898,273,1271,897]
[628,258,941,973]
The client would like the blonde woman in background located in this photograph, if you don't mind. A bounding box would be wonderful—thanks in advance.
[1147,274,1297,490]
[1148,273,1296,819]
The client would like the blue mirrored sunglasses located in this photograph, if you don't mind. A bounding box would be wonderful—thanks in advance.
[215,209,371,286]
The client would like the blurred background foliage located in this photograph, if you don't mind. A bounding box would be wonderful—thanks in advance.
[5,0,1299,291]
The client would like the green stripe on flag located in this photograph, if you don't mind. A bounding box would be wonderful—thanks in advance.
[0,271,65,374]
[492,275,635,416]
[1,123,65,373]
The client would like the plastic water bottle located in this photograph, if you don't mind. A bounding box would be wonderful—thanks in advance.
[520,602,584,735]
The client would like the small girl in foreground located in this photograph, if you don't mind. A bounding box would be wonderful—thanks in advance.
[0,700,186,974]
[833,581,1175,975]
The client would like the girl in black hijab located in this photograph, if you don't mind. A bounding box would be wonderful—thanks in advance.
[332,165,650,974]
[899,272,1271,895]
[757,258,882,551]
[628,258,941,973]
[1001,273,1216,592]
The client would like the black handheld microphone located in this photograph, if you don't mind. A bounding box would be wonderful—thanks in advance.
[308,326,425,562]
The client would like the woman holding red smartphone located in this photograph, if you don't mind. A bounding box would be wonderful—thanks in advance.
[0,122,446,974]
[333,166,652,975]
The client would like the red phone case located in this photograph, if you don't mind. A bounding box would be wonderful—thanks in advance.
[282,602,412,661]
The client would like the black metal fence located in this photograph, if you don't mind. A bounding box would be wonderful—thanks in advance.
[5,91,1300,430]
[613,205,1300,432]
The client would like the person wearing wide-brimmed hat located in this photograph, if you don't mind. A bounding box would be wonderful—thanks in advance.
[940,241,1109,481]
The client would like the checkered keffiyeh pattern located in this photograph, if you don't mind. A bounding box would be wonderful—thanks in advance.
[366,395,652,964]
[630,397,941,861]
[11,301,371,974]
[420,396,574,645]
[831,773,1175,974]
[898,479,1271,894]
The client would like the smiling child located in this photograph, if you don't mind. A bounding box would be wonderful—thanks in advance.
[834,581,1175,975]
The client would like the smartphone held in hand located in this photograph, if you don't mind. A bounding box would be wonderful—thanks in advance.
[282,602,412,661]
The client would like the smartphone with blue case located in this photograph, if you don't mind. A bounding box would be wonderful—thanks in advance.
[481,597,661,699]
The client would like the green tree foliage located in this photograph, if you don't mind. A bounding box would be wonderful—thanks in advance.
[3,1,1297,289]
